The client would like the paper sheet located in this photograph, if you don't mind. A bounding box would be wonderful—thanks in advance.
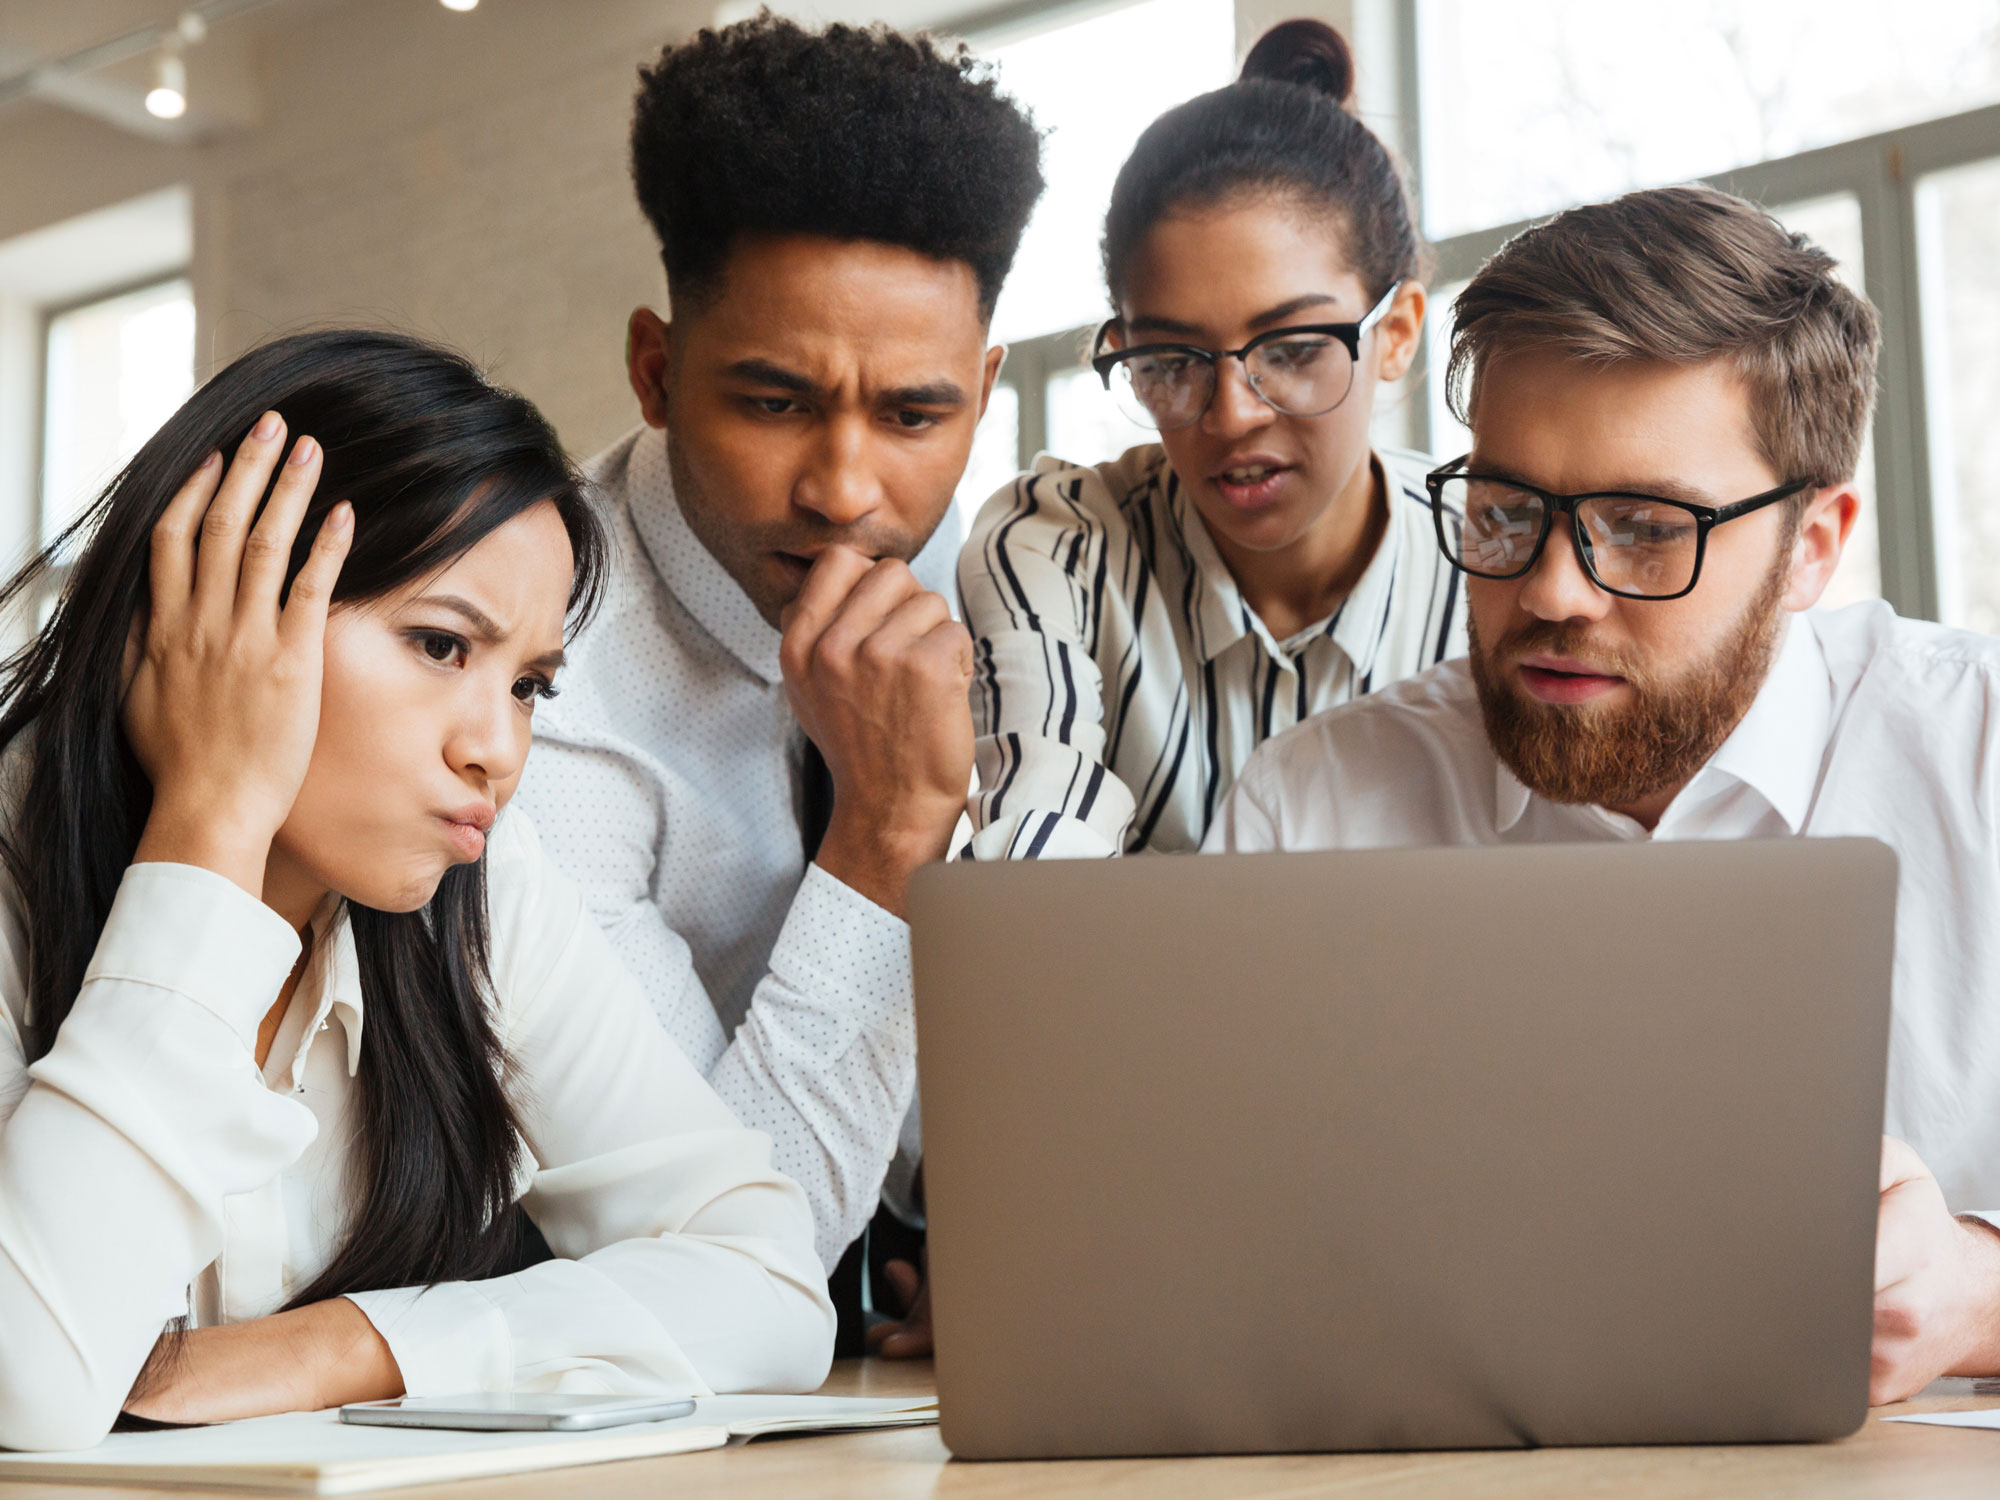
[1880,1409,2000,1430]
[0,1394,937,1495]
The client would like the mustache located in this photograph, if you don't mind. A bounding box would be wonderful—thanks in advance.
[1481,620,1653,688]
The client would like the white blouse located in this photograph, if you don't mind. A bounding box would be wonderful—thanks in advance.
[0,804,834,1453]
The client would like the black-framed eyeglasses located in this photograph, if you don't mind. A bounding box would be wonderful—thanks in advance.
[1425,456,1814,602]
[1090,282,1401,432]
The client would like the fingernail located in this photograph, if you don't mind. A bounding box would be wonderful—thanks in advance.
[329,501,353,530]
[199,449,221,469]
[253,411,282,441]
[289,436,318,466]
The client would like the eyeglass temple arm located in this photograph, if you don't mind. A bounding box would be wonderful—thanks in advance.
[1706,478,1816,524]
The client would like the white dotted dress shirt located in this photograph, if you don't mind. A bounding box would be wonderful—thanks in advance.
[1208,602,2000,1214]
[0,804,832,1453]
[512,426,958,1271]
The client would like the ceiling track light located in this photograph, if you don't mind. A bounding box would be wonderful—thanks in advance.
[141,12,208,122]
[440,0,479,11]
[145,46,186,119]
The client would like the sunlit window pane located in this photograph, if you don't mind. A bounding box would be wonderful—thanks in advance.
[1419,0,2000,240]
[1765,195,1879,609]
[1046,364,1154,469]
[952,383,1022,542]
[1919,158,2000,634]
[982,0,1235,345]
[41,277,194,547]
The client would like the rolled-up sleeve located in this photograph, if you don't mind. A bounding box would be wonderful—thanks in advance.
[0,864,310,1452]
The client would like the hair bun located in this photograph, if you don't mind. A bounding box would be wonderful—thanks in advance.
[1240,18,1354,106]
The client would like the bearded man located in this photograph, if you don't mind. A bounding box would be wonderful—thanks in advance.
[1206,184,2000,1406]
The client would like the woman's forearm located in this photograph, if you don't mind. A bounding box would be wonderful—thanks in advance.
[124,1298,403,1424]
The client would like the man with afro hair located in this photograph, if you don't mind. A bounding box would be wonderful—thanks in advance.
[513,12,1042,1359]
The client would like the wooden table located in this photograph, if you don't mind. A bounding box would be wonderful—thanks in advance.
[7,1362,2000,1498]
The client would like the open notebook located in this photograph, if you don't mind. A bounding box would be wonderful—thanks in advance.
[0,1394,938,1495]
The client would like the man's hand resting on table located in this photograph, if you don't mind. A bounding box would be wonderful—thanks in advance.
[1871,1135,2000,1404]
[780,545,972,920]
[866,1257,933,1359]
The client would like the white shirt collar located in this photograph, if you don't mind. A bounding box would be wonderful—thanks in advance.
[622,428,786,686]
[1692,612,1832,834]
[1493,612,1831,837]
[265,896,364,1090]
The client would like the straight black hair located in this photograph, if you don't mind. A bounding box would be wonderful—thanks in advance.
[1101,18,1424,307]
[0,328,606,1309]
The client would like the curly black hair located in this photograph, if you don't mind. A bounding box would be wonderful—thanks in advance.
[631,12,1044,319]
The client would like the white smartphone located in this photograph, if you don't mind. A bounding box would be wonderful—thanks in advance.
[339,1393,697,1432]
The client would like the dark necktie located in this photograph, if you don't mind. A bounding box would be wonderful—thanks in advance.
[799,737,835,862]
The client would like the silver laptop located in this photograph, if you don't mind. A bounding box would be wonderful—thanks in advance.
[909,839,1896,1458]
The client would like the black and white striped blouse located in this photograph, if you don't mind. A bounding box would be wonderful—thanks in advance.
[958,442,1466,859]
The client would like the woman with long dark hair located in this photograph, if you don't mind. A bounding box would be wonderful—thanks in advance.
[959,19,1465,858]
[0,329,831,1451]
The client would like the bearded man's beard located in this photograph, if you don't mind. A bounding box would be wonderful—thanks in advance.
[1467,561,1790,811]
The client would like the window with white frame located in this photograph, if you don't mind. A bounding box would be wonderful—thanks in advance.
[1413,0,2000,625]
[40,277,196,550]
[949,0,1235,535]
[1418,0,2000,242]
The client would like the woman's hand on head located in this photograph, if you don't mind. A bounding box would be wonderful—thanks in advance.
[125,411,353,899]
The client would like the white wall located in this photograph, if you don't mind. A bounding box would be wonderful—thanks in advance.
[0,0,1399,572]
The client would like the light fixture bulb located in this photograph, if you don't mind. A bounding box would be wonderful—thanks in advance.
[145,50,187,119]
[440,0,479,10]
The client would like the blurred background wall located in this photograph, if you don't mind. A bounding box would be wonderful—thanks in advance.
[3,0,1998,630]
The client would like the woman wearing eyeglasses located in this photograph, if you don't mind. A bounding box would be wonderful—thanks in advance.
[958,18,1463,860]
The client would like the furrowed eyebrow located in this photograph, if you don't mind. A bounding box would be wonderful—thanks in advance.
[1124,293,1345,341]
[1245,293,1343,330]
[724,358,819,396]
[882,381,968,408]
[411,594,566,669]
[1469,465,1725,509]
[413,593,505,642]
[1124,314,1204,338]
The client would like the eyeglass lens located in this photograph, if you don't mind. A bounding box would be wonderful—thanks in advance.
[1110,333,1359,431]
[1441,476,1703,597]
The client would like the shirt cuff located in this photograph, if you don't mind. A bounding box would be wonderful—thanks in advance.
[779,863,913,1047]
[965,809,1120,862]
[83,862,302,1052]
[346,1285,512,1396]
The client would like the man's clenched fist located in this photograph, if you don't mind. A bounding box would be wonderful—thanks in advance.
[780,544,973,916]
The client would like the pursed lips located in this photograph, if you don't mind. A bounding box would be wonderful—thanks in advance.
[438,803,496,859]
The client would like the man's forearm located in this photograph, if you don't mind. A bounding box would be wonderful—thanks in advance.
[1945,1214,2000,1377]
